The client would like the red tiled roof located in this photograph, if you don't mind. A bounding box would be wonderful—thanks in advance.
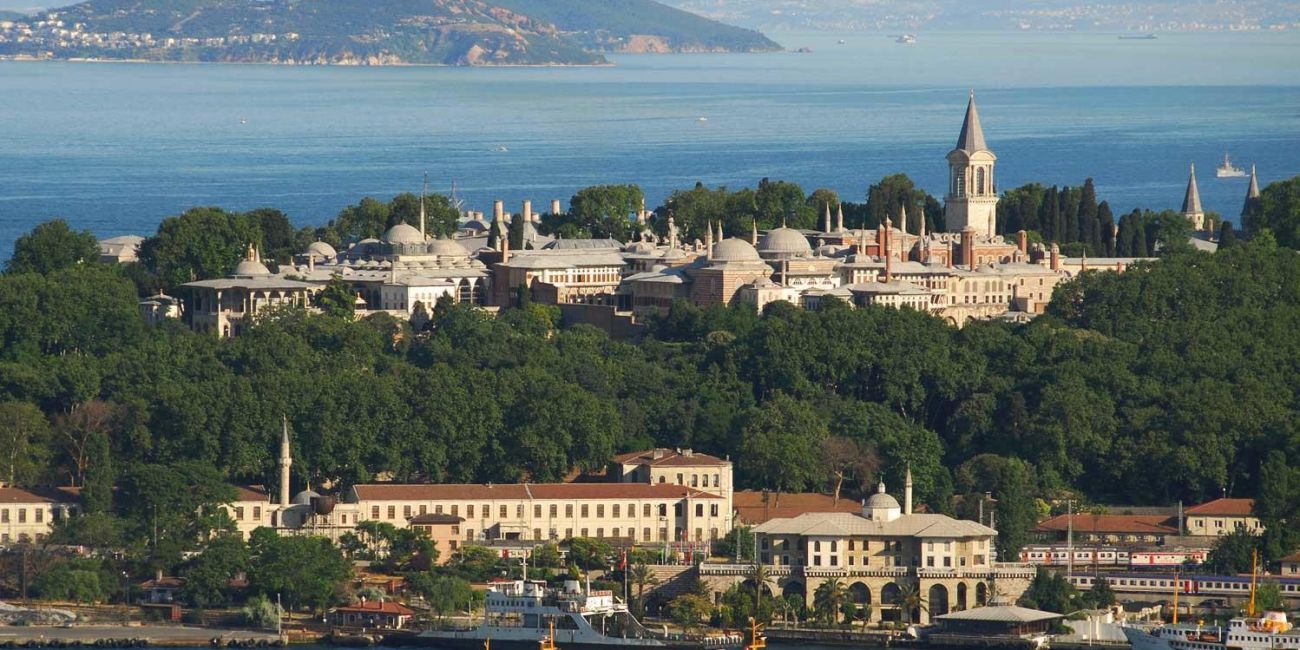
[140,577,185,589]
[352,482,721,501]
[0,487,80,504]
[1036,514,1177,535]
[232,485,270,502]
[733,490,861,525]
[1185,498,1254,517]
[335,601,414,616]
[612,448,729,468]
[1281,552,1300,563]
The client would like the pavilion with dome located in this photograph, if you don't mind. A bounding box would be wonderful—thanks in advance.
[283,220,491,315]
[181,244,318,338]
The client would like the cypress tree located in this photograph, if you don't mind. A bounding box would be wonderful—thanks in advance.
[1098,202,1115,255]
[1219,222,1238,249]
[82,431,114,514]
[508,214,525,250]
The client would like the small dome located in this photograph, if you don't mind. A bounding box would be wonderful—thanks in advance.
[758,227,812,257]
[461,220,489,232]
[383,223,425,244]
[305,241,337,258]
[712,238,763,263]
[232,259,272,277]
[430,238,468,257]
[292,489,320,506]
[864,491,900,511]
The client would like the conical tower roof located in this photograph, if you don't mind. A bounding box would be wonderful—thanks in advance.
[956,91,989,153]
[1247,164,1260,200]
[1182,163,1204,215]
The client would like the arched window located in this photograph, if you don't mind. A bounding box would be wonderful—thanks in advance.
[975,168,986,196]
[953,169,966,197]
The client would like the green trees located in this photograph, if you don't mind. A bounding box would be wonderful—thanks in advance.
[81,430,115,514]
[317,192,459,243]
[1206,528,1262,575]
[248,532,352,612]
[1254,450,1300,565]
[1018,568,1079,614]
[997,180,1115,254]
[669,593,713,633]
[8,219,99,275]
[182,534,250,607]
[0,401,51,486]
[863,174,942,233]
[1242,176,1300,247]
[138,207,281,288]
[812,578,848,625]
[1081,577,1116,610]
[409,574,476,620]
[737,392,827,494]
[955,455,1038,560]
[315,275,357,318]
[33,557,110,604]
[542,185,645,240]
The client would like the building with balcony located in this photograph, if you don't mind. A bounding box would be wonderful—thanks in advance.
[739,470,1033,624]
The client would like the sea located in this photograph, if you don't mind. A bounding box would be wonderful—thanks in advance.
[1,30,1299,255]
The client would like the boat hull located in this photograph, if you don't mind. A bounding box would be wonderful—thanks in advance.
[409,636,738,650]
[1121,627,1173,650]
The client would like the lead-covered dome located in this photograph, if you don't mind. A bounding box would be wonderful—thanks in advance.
[383,223,425,245]
[758,227,812,258]
[305,241,337,259]
[712,238,763,263]
[429,238,468,257]
[231,259,272,277]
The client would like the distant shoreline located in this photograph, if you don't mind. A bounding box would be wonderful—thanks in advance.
[0,54,619,68]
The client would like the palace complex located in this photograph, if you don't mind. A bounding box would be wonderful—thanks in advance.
[149,93,1247,338]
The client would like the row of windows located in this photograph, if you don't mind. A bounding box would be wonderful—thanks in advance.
[230,506,263,522]
[660,473,723,488]
[369,501,720,522]
[0,506,73,524]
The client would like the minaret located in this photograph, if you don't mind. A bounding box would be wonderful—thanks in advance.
[1243,164,1261,219]
[1181,163,1205,231]
[836,203,845,233]
[751,219,759,246]
[944,91,999,239]
[823,203,832,233]
[419,173,428,239]
[705,221,714,260]
[278,416,292,507]
[904,465,913,515]
[716,222,724,244]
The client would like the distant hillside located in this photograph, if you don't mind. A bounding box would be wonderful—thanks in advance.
[663,0,1300,32]
[0,0,778,65]
[0,10,27,20]
[492,0,778,52]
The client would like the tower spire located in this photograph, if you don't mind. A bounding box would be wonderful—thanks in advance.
[957,90,988,153]
[1182,163,1205,231]
[836,203,844,232]
[1243,164,1261,220]
[904,465,913,515]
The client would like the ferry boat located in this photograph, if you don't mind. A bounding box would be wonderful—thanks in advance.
[895,34,917,45]
[416,579,744,650]
[1217,153,1247,178]
[1122,614,1299,650]
[1121,555,1300,650]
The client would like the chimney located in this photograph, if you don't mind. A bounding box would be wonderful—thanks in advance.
[1017,230,1028,255]
[1050,242,1061,271]
[884,218,894,283]
[946,241,954,269]
[522,200,533,223]
[493,200,504,224]
[551,199,562,215]
[683,448,693,457]
[962,226,976,271]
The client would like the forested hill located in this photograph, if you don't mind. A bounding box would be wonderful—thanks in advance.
[11,0,778,65]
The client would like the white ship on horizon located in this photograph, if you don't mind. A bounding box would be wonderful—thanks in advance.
[1217,153,1247,178]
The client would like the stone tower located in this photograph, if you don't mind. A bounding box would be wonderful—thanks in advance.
[278,416,292,507]
[1242,164,1261,220]
[944,92,999,239]
[1181,163,1205,232]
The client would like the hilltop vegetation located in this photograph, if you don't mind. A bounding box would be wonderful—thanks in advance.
[2,176,1299,568]
[5,0,777,65]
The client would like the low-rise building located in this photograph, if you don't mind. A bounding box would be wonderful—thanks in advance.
[1184,498,1260,537]
[329,600,415,630]
[0,486,79,544]
[408,513,464,564]
[181,246,317,338]
[1034,514,1179,545]
[98,234,143,264]
[742,470,1033,625]
[1281,552,1300,577]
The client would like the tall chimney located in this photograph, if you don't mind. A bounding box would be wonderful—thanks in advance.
[551,199,562,215]
[962,226,976,271]
[522,200,533,223]
[884,216,894,283]
[493,200,504,224]
[1050,242,1061,271]
[1017,230,1028,256]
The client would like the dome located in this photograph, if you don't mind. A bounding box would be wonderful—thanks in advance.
[231,259,272,277]
[382,223,425,245]
[864,491,900,511]
[461,219,489,232]
[429,238,468,257]
[712,238,763,263]
[292,489,320,506]
[758,227,812,257]
[305,241,337,258]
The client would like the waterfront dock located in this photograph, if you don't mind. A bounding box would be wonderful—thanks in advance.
[0,626,281,648]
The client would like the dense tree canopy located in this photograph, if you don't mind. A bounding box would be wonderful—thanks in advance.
[7,219,99,275]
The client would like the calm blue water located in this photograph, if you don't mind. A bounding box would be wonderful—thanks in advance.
[2,30,1299,255]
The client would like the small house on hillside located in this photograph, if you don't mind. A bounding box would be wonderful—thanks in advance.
[330,600,415,630]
